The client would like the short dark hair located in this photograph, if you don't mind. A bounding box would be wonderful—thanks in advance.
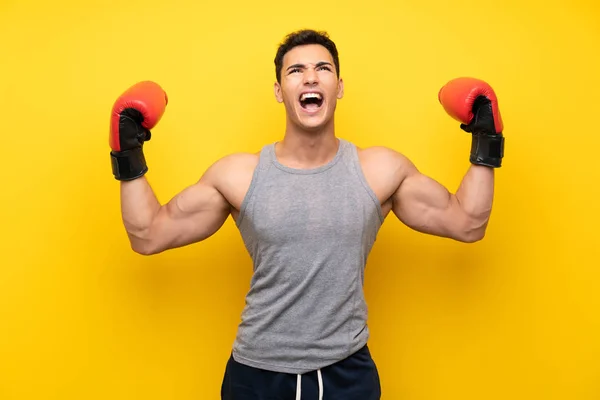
[274,29,340,84]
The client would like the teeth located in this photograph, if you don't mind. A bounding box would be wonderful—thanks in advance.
[300,93,322,101]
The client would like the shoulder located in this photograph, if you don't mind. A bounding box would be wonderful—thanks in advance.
[213,151,260,170]
[200,151,260,185]
[209,150,260,172]
[355,145,417,176]
[350,144,419,205]
[194,150,262,209]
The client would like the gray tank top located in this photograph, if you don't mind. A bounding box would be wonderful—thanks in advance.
[232,138,384,374]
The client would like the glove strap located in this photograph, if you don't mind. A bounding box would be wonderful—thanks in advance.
[470,132,505,168]
[110,147,148,181]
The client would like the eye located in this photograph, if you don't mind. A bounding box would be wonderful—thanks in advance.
[288,68,301,74]
[317,66,332,72]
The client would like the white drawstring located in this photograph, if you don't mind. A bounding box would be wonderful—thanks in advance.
[296,374,302,400]
[295,369,323,400]
[317,369,323,400]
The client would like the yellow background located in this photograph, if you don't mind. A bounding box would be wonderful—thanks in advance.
[1,0,599,398]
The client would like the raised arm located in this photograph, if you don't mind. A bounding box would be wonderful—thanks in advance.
[120,160,233,255]
[392,163,494,242]
[108,81,232,255]
[392,77,505,242]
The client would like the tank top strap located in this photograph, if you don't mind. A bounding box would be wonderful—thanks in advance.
[339,140,385,223]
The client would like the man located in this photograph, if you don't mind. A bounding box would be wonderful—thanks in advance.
[109,30,504,400]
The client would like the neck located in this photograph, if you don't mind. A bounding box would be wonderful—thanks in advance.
[276,120,339,169]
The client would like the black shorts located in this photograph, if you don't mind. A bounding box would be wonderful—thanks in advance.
[221,345,381,399]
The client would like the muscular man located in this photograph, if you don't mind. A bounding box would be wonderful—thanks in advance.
[109,30,504,400]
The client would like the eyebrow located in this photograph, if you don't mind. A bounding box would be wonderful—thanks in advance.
[286,61,333,71]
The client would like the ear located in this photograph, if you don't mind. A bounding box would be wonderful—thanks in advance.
[337,78,344,99]
[274,82,283,103]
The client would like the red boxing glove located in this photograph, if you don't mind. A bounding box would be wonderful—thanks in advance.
[438,77,505,168]
[109,81,168,180]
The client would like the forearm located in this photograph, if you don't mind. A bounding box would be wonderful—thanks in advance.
[454,164,495,235]
[120,177,162,249]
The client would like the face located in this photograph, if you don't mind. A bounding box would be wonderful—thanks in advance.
[274,44,344,132]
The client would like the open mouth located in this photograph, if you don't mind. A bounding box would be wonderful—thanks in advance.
[299,92,324,111]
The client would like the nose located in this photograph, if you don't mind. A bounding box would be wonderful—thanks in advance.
[303,67,318,85]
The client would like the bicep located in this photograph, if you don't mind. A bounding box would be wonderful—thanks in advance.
[149,179,231,253]
[392,172,467,239]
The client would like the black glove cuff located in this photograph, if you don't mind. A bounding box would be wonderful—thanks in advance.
[110,147,148,181]
[470,132,505,168]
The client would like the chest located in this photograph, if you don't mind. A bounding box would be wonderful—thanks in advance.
[242,173,382,246]
[222,152,398,223]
